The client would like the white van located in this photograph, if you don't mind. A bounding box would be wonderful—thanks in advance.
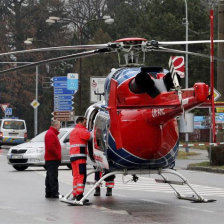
[0,118,27,145]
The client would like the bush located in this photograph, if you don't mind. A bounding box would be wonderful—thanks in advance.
[211,145,224,166]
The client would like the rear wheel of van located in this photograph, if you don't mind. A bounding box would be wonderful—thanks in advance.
[13,165,28,171]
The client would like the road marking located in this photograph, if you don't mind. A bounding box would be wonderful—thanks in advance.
[140,199,169,205]
[91,204,129,215]
[113,177,224,197]
[33,169,224,198]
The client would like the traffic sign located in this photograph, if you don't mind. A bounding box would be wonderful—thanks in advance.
[53,82,67,87]
[0,103,9,112]
[5,107,12,115]
[53,111,74,116]
[53,76,75,112]
[52,76,67,82]
[214,88,221,101]
[67,73,79,91]
[54,88,75,95]
[53,116,74,121]
[54,106,74,111]
[90,77,106,103]
[54,101,73,106]
[209,88,221,101]
[30,100,40,109]
[54,95,74,100]
[53,111,74,121]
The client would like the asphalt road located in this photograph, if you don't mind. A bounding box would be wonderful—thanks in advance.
[1,148,224,224]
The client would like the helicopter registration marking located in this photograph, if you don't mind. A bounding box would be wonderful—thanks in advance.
[152,109,165,117]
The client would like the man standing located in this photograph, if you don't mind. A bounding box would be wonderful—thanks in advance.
[70,116,91,202]
[44,120,61,198]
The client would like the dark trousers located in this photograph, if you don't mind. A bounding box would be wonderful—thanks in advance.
[94,169,115,185]
[45,160,60,196]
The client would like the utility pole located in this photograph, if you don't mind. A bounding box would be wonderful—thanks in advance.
[217,0,224,101]
[184,0,189,152]
[217,0,224,142]
[34,66,38,136]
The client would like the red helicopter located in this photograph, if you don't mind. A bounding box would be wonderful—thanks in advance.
[0,36,223,205]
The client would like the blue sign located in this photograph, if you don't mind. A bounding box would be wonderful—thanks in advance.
[54,101,73,106]
[54,95,74,100]
[5,108,12,115]
[53,82,67,87]
[54,106,74,111]
[54,88,75,95]
[53,76,75,112]
[53,77,67,82]
[67,73,79,91]
[67,79,78,91]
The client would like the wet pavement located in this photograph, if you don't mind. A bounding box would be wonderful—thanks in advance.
[1,147,224,224]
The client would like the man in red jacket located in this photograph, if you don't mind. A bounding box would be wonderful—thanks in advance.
[44,120,61,198]
[70,116,91,202]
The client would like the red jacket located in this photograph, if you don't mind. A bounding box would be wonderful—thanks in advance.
[44,126,61,161]
[69,124,91,161]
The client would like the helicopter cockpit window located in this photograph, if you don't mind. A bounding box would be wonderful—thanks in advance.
[94,114,108,152]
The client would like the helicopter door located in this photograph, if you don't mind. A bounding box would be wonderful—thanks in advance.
[85,106,99,162]
[93,112,109,169]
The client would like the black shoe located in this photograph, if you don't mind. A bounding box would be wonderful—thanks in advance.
[76,194,89,203]
[45,194,51,198]
[106,188,112,196]
[94,187,101,196]
[51,194,59,198]
[51,193,63,198]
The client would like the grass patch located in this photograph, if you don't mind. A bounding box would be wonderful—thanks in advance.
[188,161,224,169]
[177,151,199,159]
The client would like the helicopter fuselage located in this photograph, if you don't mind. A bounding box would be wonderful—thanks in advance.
[86,66,209,171]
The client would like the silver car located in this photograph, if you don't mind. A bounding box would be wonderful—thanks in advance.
[7,127,73,171]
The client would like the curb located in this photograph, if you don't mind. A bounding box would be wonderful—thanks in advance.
[187,166,224,174]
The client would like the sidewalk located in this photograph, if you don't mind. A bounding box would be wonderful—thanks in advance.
[175,147,209,170]
[176,147,224,174]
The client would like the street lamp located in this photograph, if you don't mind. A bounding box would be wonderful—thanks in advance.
[46,15,114,115]
[24,38,49,136]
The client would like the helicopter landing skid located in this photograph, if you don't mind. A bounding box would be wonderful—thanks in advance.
[60,168,216,205]
[60,194,92,206]
[157,169,216,203]
[60,169,99,206]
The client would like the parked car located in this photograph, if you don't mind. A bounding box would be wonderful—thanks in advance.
[0,118,27,145]
[7,127,73,171]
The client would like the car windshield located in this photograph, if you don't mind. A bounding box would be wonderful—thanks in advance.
[31,130,67,142]
[3,120,25,130]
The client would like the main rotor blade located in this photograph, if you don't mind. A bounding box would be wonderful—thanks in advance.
[0,44,109,57]
[158,40,224,46]
[0,49,109,74]
[153,47,224,62]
